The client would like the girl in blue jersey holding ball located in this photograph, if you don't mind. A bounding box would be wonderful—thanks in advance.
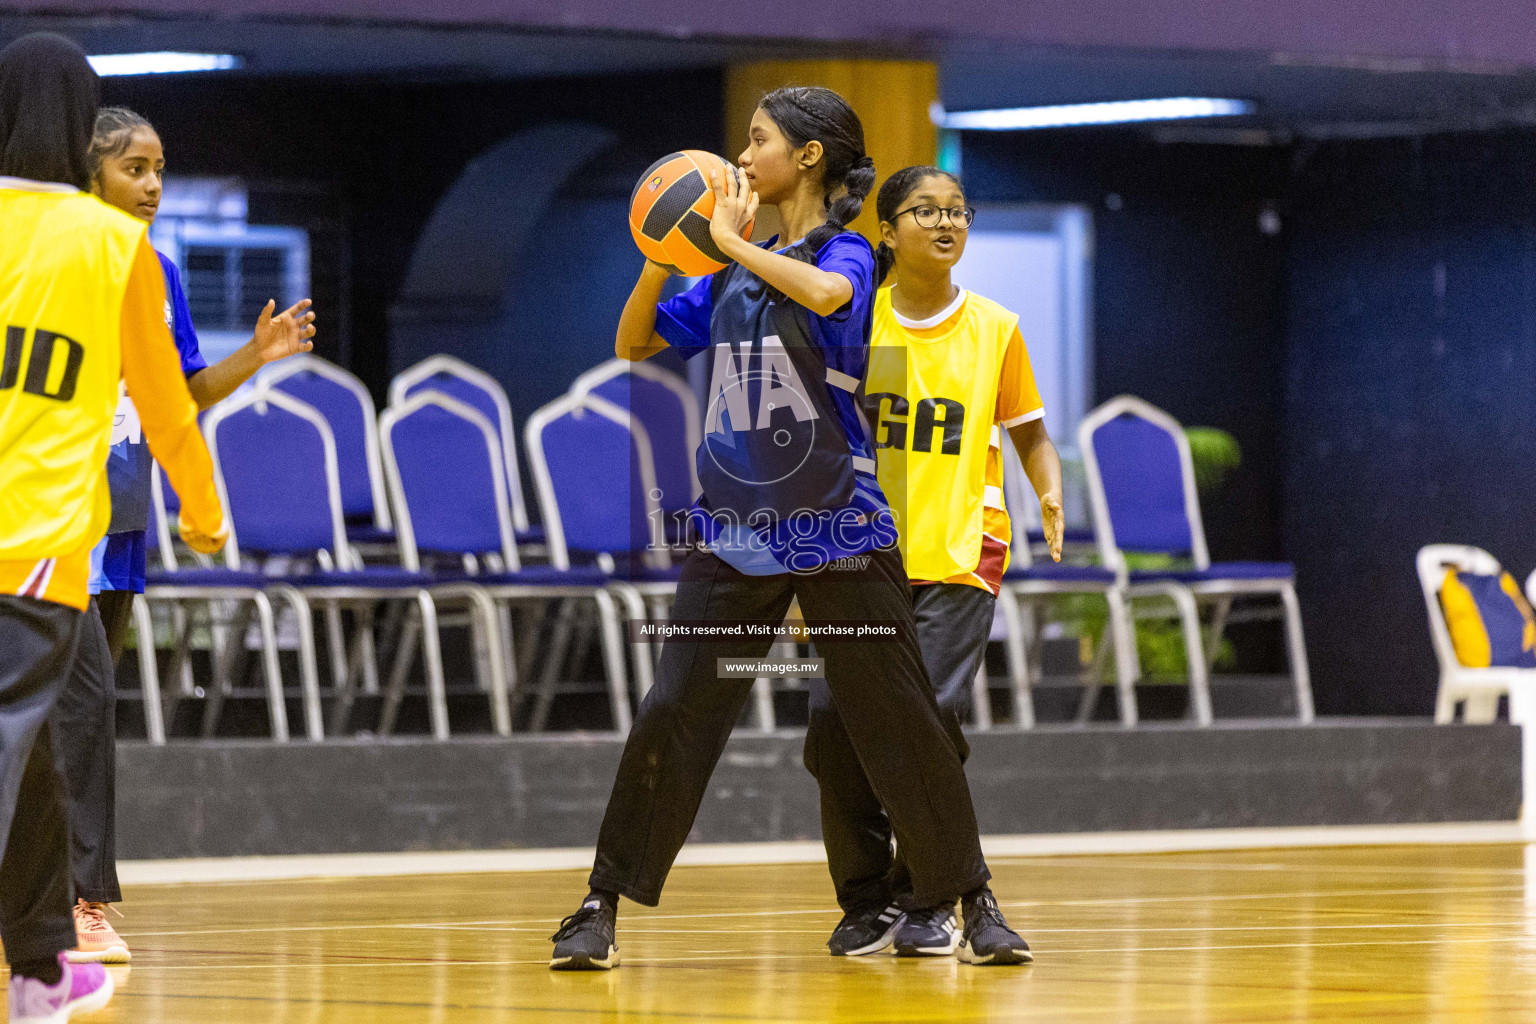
[550,86,1026,970]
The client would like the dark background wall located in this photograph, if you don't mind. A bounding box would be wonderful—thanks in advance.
[962,131,1294,678]
[102,68,722,426]
[1283,131,1536,714]
[964,127,1536,714]
[960,132,1292,580]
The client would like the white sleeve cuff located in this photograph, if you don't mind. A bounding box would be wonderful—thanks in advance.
[1000,408,1045,428]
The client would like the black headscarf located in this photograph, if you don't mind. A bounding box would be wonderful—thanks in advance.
[0,33,99,190]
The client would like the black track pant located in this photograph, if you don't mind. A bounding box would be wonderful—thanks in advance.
[53,592,131,905]
[806,582,996,911]
[0,595,82,964]
[589,545,990,909]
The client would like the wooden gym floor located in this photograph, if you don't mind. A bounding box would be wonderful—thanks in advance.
[14,842,1536,1022]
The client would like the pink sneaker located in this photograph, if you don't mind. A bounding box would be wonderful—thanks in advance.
[66,902,129,964]
[7,954,114,1023]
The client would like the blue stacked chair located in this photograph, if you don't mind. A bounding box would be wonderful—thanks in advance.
[1078,395,1313,725]
[569,362,785,730]
[524,390,679,711]
[257,356,399,708]
[525,392,672,575]
[143,454,314,741]
[571,358,700,541]
[996,435,1136,726]
[381,389,635,734]
[204,387,506,740]
[388,354,541,546]
[256,354,394,547]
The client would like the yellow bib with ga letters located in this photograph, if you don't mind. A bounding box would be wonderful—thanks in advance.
[865,287,1020,582]
[0,179,145,563]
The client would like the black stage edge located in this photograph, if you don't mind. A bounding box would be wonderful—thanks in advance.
[116,719,1521,860]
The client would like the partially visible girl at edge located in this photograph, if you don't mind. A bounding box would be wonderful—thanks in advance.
[55,106,315,966]
[804,166,1057,961]
[549,87,1025,970]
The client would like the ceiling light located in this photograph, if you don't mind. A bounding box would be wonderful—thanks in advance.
[932,97,1256,131]
[88,52,242,77]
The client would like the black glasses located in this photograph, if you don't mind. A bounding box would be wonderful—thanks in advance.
[892,204,975,229]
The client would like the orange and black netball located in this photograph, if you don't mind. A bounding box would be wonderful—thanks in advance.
[628,150,754,276]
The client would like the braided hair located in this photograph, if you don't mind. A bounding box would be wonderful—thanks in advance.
[89,106,154,183]
[757,86,874,264]
[873,165,962,285]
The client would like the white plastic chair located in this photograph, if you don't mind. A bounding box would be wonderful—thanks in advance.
[1422,545,1536,825]
[1419,545,1536,726]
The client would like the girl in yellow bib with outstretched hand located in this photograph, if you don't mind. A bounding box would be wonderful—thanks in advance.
[805,165,1060,962]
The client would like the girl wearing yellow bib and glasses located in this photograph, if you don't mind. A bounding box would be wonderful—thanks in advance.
[804,165,1060,961]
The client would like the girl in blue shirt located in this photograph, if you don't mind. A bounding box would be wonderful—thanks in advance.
[55,107,314,964]
[551,87,1023,970]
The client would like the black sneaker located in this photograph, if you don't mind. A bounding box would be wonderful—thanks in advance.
[894,900,960,957]
[958,889,1032,965]
[550,895,619,970]
[827,900,905,956]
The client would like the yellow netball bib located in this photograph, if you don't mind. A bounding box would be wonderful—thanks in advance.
[865,287,1041,586]
[0,179,145,571]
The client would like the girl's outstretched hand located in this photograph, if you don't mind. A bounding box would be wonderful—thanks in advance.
[253,298,316,365]
[1040,492,1064,562]
[708,164,758,256]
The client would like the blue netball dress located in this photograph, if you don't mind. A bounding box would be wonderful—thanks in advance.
[88,251,207,595]
[654,232,896,574]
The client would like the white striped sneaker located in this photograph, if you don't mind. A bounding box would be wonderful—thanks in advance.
[827,900,906,956]
[894,901,961,957]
